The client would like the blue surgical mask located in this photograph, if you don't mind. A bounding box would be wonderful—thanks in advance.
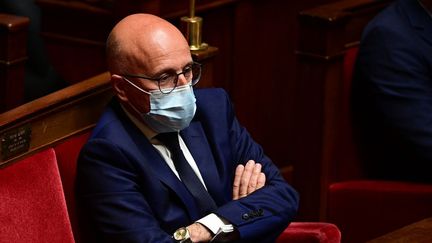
[123,77,196,133]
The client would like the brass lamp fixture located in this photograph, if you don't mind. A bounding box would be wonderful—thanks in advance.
[181,0,208,51]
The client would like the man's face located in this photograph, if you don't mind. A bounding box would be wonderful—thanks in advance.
[120,27,193,114]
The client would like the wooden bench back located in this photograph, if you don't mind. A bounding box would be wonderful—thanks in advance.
[0,14,29,112]
[292,0,393,220]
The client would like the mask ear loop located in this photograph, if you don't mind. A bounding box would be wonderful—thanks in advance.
[121,77,152,117]
[122,77,152,95]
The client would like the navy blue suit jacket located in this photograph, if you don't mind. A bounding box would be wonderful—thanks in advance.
[352,0,432,182]
[76,88,299,242]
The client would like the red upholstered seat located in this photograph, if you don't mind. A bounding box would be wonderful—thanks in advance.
[0,148,74,243]
[328,180,432,242]
[276,222,341,243]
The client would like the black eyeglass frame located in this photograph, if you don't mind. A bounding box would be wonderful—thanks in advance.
[122,62,202,94]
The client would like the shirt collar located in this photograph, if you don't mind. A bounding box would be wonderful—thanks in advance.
[120,104,160,144]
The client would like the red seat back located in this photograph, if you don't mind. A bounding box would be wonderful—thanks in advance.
[0,148,75,243]
[54,131,91,243]
[332,47,363,182]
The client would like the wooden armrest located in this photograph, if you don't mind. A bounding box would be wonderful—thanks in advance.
[0,72,112,167]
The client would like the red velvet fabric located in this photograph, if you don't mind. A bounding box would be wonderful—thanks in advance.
[54,131,91,243]
[343,47,358,92]
[335,46,363,181]
[0,148,74,243]
[276,222,341,243]
[328,180,432,243]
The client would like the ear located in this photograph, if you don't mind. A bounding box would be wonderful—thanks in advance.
[111,74,128,102]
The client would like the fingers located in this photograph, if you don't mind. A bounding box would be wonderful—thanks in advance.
[232,164,244,200]
[232,160,267,200]
[247,163,261,194]
[257,172,266,189]
[239,160,254,197]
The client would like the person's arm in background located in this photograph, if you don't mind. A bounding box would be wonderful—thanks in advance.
[354,24,432,162]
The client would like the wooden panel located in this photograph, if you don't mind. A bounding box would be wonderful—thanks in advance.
[35,0,240,85]
[0,72,112,167]
[368,217,432,243]
[192,46,219,88]
[293,0,393,220]
[0,14,29,112]
[228,0,344,183]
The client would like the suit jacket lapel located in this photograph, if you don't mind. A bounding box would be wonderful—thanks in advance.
[112,101,200,221]
[181,121,229,207]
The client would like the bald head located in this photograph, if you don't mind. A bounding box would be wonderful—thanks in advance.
[106,14,190,75]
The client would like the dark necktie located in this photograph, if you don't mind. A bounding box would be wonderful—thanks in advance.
[156,132,217,216]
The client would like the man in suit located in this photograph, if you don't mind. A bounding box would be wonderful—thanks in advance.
[76,13,298,242]
[352,0,432,182]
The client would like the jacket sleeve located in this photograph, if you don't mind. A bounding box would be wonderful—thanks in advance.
[353,25,432,166]
[76,140,175,243]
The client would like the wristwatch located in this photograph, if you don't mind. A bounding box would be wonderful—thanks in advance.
[173,227,192,243]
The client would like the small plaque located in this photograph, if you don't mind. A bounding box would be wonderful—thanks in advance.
[1,125,32,161]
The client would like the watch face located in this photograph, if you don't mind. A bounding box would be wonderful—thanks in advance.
[174,227,188,240]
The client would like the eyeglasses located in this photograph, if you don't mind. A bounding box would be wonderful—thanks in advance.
[122,62,201,94]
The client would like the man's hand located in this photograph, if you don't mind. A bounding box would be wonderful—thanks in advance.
[232,160,266,200]
[187,222,212,242]
[185,160,266,242]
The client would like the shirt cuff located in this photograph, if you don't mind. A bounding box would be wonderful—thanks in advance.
[196,213,226,235]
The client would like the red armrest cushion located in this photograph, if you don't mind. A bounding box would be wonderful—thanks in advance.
[276,222,341,243]
[0,148,74,243]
